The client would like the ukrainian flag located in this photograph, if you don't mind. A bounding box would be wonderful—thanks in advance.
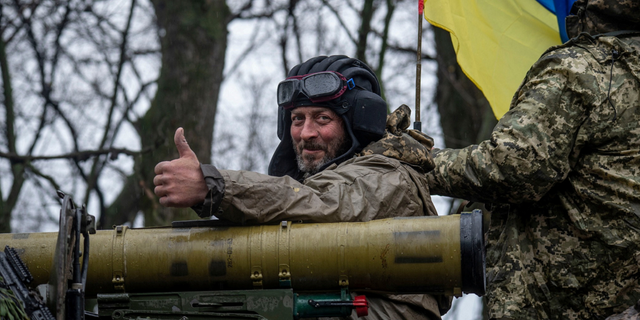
[424,0,577,119]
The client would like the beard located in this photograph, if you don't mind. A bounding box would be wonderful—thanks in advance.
[294,135,351,176]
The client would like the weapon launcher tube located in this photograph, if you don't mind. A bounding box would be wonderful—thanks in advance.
[0,214,485,297]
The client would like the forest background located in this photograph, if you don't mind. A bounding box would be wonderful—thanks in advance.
[0,1,498,318]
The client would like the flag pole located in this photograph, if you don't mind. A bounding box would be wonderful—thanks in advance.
[414,0,423,132]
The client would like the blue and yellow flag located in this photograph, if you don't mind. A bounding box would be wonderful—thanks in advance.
[424,0,577,119]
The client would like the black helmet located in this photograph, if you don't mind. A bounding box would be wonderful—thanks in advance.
[268,55,387,179]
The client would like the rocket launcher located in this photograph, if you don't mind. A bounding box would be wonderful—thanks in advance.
[0,195,485,319]
[1,214,485,297]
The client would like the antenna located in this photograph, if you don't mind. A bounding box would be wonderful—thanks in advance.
[415,0,424,132]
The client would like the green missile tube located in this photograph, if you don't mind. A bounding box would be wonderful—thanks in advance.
[0,213,485,297]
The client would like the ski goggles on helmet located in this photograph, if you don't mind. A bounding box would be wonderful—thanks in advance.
[277,71,355,110]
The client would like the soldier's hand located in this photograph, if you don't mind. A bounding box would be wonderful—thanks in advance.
[153,128,208,207]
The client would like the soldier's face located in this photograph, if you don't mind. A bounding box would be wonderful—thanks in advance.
[290,106,346,174]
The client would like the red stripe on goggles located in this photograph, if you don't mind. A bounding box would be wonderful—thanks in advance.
[277,71,355,110]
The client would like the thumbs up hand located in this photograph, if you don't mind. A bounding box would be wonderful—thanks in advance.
[154,128,209,207]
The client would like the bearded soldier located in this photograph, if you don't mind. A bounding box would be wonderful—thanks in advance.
[154,55,449,319]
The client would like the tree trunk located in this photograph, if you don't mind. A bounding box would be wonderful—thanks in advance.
[0,24,25,233]
[102,0,230,228]
[356,0,375,64]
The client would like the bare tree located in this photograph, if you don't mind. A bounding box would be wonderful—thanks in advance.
[103,0,232,227]
[1,0,473,234]
[1,0,159,232]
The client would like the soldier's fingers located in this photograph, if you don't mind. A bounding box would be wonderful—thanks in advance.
[153,174,163,187]
[154,184,166,198]
[158,195,168,207]
[154,161,169,175]
[174,128,197,160]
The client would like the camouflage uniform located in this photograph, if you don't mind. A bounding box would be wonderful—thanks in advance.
[198,106,446,320]
[426,1,640,319]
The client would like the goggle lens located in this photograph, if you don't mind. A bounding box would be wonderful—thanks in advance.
[277,71,349,109]
[277,80,297,106]
[303,72,341,99]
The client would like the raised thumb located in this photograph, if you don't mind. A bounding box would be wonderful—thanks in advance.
[174,127,196,159]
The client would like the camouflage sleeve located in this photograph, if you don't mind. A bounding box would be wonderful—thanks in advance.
[427,45,601,203]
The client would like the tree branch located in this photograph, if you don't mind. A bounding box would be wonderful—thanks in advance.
[375,0,396,102]
[320,0,357,45]
[83,0,137,204]
[223,20,270,81]
[25,164,62,192]
[0,147,148,163]
[385,43,436,61]
[356,0,375,63]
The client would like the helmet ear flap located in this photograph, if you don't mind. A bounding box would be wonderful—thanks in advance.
[277,107,286,140]
[351,90,387,145]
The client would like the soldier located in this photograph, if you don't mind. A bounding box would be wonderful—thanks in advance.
[426,0,640,319]
[154,55,449,319]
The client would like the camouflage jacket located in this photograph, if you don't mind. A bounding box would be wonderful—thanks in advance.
[199,106,443,319]
[426,13,640,320]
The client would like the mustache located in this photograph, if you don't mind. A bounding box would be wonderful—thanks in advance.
[297,140,327,152]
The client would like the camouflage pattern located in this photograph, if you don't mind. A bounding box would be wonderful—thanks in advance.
[566,0,640,39]
[359,104,436,173]
[426,2,640,318]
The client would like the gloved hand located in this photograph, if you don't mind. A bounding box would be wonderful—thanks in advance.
[358,104,435,173]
